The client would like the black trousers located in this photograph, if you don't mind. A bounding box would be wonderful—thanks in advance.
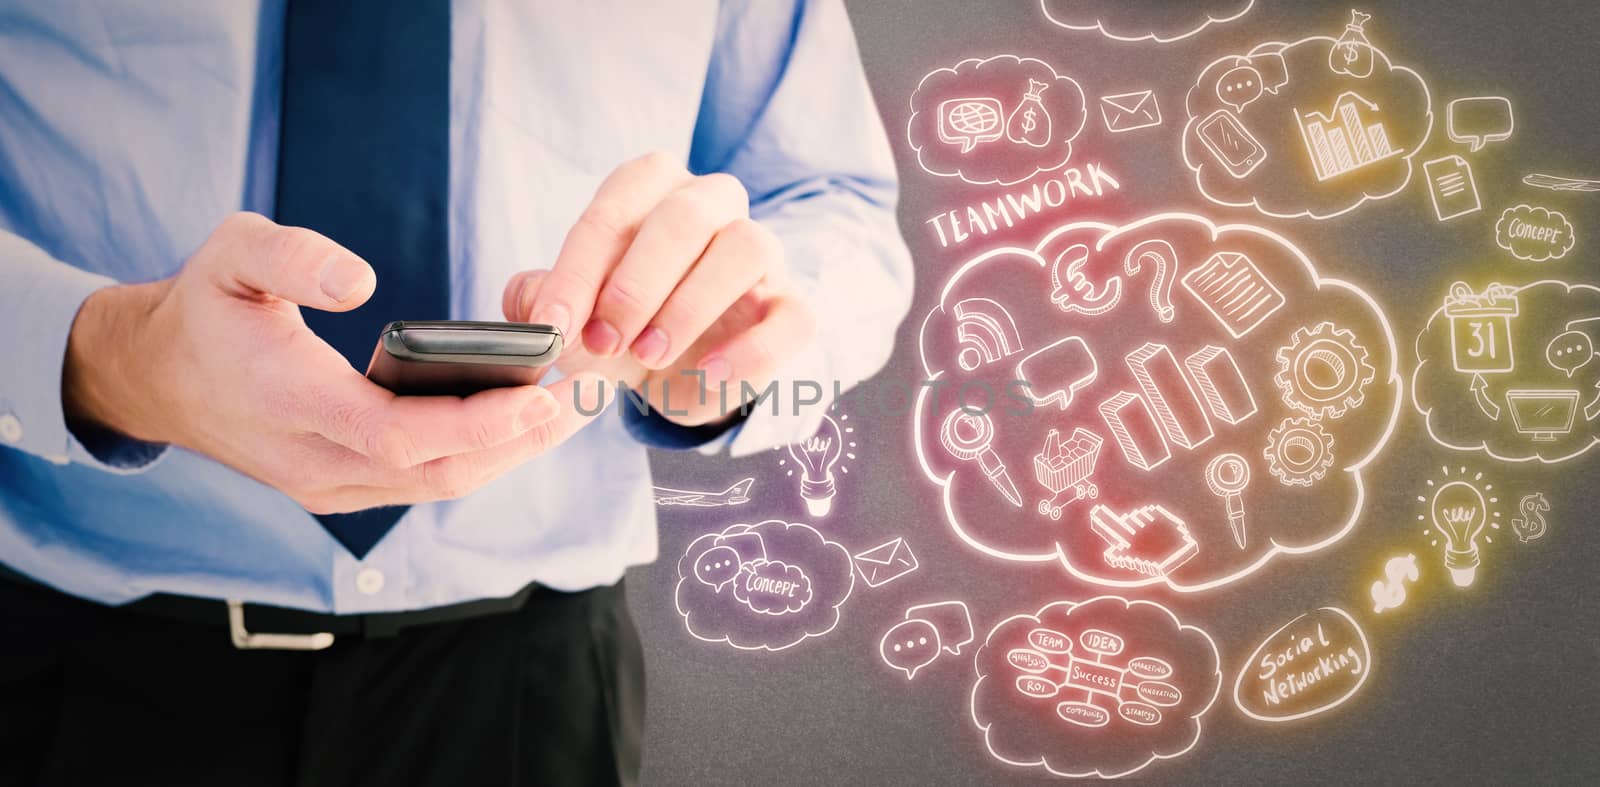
[0,576,645,787]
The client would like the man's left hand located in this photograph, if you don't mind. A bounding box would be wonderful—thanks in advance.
[502,152,816,427]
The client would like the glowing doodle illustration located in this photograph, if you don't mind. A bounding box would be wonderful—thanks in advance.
[1523,172,1600,193]
[1371,553,1418,613]
[914,213,1399,592]
[1413,281,1600,463]
[652,477,755,508]
[954,297,1024,372]
[909,55,1088,185]
[1039,0,1255,44]
[853,537,919,589]
[1181,18,1434,220]
[1232,607,1371,722]
[1495,204,1576,263]
[881,601,975,681]
[972,596,1221,779]
[1416,467,1502,588]
[676,521,855,652]
[1423,154,1481,221]
[1295,91,1400,182]
[1263,416,1335,487]
[1275,322,1375,420]
[1328,11,1376,78]
[1203,453,1251,549]
[941,408,1024,508]
[1447,96,1515,152]
[1034,427,1104,520]
[1510,492,1550,543]
[1100,89,1162,133]
[779,413,855,518]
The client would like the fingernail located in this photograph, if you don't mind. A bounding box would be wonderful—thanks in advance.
[583,319,621,357]
[702,356,732,383]
[532,302,569,337]
[631,327,670,367]
[320,258,369,302]
[515,391,558,431]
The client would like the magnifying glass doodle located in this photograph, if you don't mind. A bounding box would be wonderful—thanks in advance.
[1205,453,1251,549]
[940,409,1022,508]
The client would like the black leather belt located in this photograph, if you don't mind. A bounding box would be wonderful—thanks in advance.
[0,562,547,651]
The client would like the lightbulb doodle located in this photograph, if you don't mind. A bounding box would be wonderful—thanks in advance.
[913,212,1400,592]
[971,596,1221,779]
[1416,466,1502,589]
[676,520,855,652]
[908,55,1088,186]
[1039,0,1254,45]
[1181,13,1435,220]
[1232,606,1371,722]
[879,601,975,681]
[776,411,856,518]
[1412,280,1600,463]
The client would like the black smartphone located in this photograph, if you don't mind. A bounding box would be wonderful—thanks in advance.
[365,320,563,396]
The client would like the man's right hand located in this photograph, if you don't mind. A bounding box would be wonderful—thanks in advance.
[62,212,601,515]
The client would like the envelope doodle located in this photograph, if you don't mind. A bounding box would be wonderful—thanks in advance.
[1100,90,1162,133]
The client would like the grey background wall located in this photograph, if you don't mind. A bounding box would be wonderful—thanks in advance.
[632,2,1600,783]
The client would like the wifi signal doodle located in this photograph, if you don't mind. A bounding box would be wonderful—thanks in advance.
[955,298,1024,371]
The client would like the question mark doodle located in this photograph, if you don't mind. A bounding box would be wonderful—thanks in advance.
[1123,239,1177,323]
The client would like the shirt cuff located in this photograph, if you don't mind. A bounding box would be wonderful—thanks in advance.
[618,401,747,453]
[0,233,168,473]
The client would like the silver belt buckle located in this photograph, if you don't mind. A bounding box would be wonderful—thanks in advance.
[227,600,335,651]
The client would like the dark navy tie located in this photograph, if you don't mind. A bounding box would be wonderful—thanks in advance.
[274,0,451,558]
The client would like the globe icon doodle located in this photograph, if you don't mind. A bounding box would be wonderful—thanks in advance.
[938,97,1005,152]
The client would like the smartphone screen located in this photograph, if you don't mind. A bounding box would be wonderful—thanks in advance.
[1198,109,1266,178]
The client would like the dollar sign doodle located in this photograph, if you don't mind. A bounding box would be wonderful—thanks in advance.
[1512,493,1550,543]
[1020,108,1037,134]
[1371,553,1418,613]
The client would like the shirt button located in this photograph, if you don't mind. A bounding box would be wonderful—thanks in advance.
[355,568,386,595]
[0,414,22,445]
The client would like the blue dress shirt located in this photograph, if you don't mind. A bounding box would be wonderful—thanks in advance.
[0,0,912,613]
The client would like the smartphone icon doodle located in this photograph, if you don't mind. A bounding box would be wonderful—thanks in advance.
[1197,109,1267,179]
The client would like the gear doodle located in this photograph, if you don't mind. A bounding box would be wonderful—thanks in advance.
[1264,417,1335,487]
[1274,322,1374,420]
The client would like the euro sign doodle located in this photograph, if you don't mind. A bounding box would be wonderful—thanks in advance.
[1371,553,1418,613]
[1511,492,1550,543]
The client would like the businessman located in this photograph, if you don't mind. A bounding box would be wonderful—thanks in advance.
[0,2,912,785]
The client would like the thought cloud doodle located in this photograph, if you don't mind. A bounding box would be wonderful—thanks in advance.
[1495,204,1576,262]
[908,55,1088,186]
[971,596,1221,779]
[914,213,1399,592]
[676,521,855,651]
[1181,27,1434,220]
[1412,280,1600,464]
[1040,0,1254,44]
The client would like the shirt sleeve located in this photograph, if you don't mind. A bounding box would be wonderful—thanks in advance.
[0,231,168,472]
[685,0,914,457]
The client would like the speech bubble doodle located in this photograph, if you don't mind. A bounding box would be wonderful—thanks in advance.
[971,596,1221,779]
[1232,606,1371,722]
[881,619,942,680]
[1447,96,1515,152]
[1216,65,1263,113]
[915,213,1399,592]
[1495,204,1576,262]
[1182,33,1434,220]
[675,521,854,652]
[692,545,743,592]
[1413,280,1600,464]
[1040,0,1254,44]
[732,559,813,616]
[1547,330,1595,378]
[908,55,1088,186]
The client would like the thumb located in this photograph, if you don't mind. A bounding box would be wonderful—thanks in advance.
[205,212,376,312]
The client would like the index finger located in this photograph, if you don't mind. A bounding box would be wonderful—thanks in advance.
[526,152,692,339]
